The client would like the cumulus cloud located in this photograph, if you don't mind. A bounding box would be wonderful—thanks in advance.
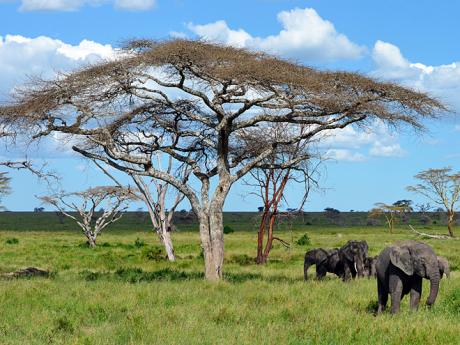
[187,8,366,62]
[369,142,405,157]
[318,122,406,161]
[114,0,155,11]
[371,40,460,109]
[0,34,116,98]
[325,149,365,162]
[17,0,155,11]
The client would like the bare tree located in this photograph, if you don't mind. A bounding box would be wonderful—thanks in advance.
[0,172,11,210]
[92,158,189,261]
[245,124,319,264]
[407,167,460,237]
[39,186,136,247]
[0,39,446,280]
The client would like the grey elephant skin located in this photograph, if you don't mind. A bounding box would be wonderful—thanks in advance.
[304,248,344,280]
[339,240,369,280]
[376,240,449,314]
[364,256,378,278]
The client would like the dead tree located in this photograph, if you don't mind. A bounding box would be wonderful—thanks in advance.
[0,172,11,209]
[39,186,136,247]
[245,124,319,264]
[407,167,460,237]
[0,39,446,280]
[92,158,189,261]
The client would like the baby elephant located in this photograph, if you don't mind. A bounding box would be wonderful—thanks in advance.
[376,240,449,314]
[304,248,344,280]
[364,256,378,278]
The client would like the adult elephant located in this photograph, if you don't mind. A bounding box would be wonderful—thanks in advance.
[376,240,449,314]
[339,240,368,281]
[304,248,344,280]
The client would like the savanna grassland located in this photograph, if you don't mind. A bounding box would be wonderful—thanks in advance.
[0,212,459,345]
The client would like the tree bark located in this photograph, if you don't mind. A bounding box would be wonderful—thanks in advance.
[160,219,176,261]
[87,235,97,248]
[447,210,455,237]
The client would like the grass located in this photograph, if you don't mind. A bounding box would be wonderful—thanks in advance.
[0,220,459,344]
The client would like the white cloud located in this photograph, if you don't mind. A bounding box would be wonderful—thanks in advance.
[325,149,365,162]
[371,40,460,110]
[20,0,79,11]
[187,8,366,62]
[369,142,406,157]
[17,0,155,11]
[115,0,155,11]
[318,121,406,161]
[0,34,116,98]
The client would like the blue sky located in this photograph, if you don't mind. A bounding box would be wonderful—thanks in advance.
[1,0,460,211]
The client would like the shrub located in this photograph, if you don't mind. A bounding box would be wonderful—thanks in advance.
[296,233,311,246]
[227,254,254,266]
[223,225,235,234]
[134,237,145,248]
[5,238,18,245]
[142,247,164,261]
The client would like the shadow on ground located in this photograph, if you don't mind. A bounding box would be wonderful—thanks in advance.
[79,267,302,284]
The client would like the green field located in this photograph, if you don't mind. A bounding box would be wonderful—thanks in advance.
[0,213,459,344]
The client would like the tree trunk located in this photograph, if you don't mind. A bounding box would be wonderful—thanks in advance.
[198,211,224,280]
[197,182,228,281]
[256,210,269,264]
[447,210,455,237]
[145,202,176,261]
[160,220,176,261]
[262,211,277,262]
[87,235,97,248]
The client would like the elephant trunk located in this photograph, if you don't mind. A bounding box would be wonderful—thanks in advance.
[426,269,441,306]
[355,256,364,277]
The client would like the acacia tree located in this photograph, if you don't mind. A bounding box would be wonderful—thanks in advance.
[369,202,412,233]
[0,39,446,280]
[39,186,136,247]
[407,167,460,237]
[93,158,189,261]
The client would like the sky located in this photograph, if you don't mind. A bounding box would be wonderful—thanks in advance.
[1,0,460,211]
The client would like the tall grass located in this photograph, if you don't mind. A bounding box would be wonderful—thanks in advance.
[0,226,459,344]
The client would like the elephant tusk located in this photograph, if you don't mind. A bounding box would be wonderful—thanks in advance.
[354,262,357,271]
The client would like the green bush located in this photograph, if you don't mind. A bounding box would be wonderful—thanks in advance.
[5,237,19,245]
[295,233,311,246]
[142,246,164,261]
[134,237,146,248]
[224,225,235,234]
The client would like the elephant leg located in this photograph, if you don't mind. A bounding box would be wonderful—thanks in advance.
[343,263,352,281]
[409,276,422,311]
[389,273,403,314]
[377,278,388,314]
[316,264,327,280]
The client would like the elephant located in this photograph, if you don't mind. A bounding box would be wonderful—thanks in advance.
[304,248,344,280]
[375,240,449,314]
[338,240,369,281]
[364,255,378,278]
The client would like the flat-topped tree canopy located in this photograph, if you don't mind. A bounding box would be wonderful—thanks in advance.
[0,38,447,280]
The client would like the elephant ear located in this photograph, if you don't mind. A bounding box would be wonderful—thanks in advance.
[438,256,450,278]
[390,246,413,275]
[341,244,355,261]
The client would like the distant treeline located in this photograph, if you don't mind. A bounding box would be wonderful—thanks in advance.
[0,210,455,232]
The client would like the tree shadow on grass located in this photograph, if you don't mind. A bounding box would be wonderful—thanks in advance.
[80,267,301,284]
